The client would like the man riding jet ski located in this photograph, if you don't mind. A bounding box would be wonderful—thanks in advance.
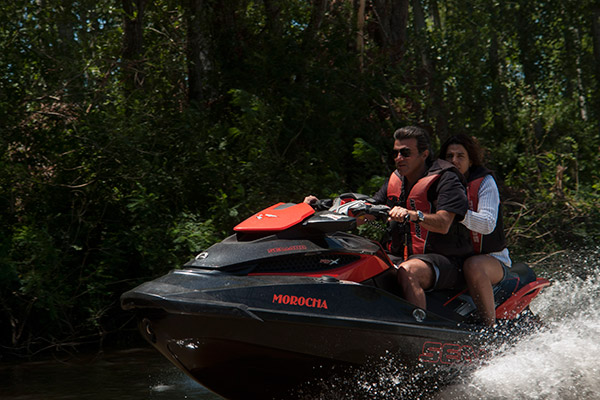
[307,126,474,313]
[121,127,549,399]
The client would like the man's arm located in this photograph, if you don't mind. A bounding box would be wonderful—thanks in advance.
[388,169,467,234]
[388,207,456,234]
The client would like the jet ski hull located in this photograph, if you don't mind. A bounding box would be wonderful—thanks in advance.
[123,269,483,399]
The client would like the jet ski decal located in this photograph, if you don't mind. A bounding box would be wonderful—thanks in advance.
[267,245,308,254]
[272,294,328,309]
[419,341,484,364]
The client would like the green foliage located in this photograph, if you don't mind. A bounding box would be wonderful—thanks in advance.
[0,0,599,355]
[503,140,600,258]
[169,213,221,258]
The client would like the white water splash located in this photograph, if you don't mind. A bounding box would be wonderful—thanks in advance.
[440,250,600,400]
[295,249,600,400]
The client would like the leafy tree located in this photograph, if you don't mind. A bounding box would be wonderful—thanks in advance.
[0,0,598,355]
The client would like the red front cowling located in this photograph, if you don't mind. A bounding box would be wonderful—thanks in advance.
[234,203,315,232]
[495,278,551,320]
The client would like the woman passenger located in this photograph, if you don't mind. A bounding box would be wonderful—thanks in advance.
[439,134,511,326]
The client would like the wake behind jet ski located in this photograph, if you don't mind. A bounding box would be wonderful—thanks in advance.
[121,195,550,399]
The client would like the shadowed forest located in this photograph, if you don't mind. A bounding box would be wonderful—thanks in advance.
[1,0,599,356]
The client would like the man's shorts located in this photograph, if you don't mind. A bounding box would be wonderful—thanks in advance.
[408,253,466,291]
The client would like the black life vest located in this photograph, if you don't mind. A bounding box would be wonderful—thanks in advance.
[466,166,507,254]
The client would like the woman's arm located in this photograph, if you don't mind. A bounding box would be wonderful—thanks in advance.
[461,175,499,235]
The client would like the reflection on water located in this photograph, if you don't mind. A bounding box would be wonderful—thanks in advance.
[0,347,221,400]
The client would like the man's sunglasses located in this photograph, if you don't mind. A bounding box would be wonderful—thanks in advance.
[392,148,412,158]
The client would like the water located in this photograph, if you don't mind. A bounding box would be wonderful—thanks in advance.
[436,249,600,400]
[0,348,219,400]
[2,249,599,399]
[300,248,600,399]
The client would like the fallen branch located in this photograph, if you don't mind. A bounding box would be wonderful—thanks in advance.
[529,250,568,266]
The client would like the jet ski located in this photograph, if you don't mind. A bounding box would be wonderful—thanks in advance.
[121,194,550,399]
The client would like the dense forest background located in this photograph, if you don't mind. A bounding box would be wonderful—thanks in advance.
[1,0,599,356]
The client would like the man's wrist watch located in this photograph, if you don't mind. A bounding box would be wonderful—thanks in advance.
[417,210,425,223]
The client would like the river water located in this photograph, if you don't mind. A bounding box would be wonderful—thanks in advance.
[436,248,600,400]
[0,347,218,400]
[2,248,599,399]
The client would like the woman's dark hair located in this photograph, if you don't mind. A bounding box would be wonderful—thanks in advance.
[439,134,484,167]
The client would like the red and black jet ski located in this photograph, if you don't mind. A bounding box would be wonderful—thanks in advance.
[120,194,550,399]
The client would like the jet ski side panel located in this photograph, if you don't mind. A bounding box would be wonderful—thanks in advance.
[121,268,487,399]
[135,306,480,400]
[184,232,383,271]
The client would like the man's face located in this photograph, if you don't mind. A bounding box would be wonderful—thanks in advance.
[393,138,427,177]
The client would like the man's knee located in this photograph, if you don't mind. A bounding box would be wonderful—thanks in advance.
[399,259,424,275]
[399,259,433,288]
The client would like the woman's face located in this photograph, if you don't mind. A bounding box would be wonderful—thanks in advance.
[445,144,471,175]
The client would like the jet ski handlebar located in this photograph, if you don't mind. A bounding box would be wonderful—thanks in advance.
[347,202,391,220]
[307,193,407,223]
[326,198,391,222]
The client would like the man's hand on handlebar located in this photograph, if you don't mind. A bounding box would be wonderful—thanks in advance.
[303,195,319,205]
[388,206,416,223]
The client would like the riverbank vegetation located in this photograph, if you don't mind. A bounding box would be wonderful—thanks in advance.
[1,0,599,356]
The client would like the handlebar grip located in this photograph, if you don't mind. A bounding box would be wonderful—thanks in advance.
[363,204,391,220]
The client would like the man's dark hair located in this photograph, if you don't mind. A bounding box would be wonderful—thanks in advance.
[393,126,433,162]
[438,134,484,167]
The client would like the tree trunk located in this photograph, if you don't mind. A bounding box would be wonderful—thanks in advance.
[428,0,441,29]
[357,0,366,69]
[372,0,409,63]
[55,0,86,98]
[411,0,429,74]
[263,0,283,37]
[594,7,600,78]
[186,0,210,103]
[212,0,246,72]
[592,5,600,122]
[122,0,146,92]
[572,26,588,121]
[56,0,75,54]
[486,2,507,135]
[302,0,328,49]
[488,28,506,134]
[515,0,537,92]
[412,0,448,140]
